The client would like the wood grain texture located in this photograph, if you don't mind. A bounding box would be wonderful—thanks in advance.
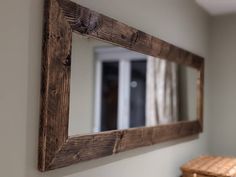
[181,156,236,177]
[38,0,72,171]
[48,121,201,170]
[58,0,204,70]
[182,173,213,177]
[39,0,205,171]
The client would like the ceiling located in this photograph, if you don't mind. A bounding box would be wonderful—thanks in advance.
[196,0,236,16]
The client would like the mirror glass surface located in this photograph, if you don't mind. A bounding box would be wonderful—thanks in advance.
[69,34,198,136]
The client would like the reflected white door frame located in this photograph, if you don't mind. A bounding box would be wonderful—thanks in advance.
[117,60,130,130]
[93,46,147,132]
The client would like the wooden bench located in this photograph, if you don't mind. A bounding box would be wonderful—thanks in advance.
[181,156,236,177]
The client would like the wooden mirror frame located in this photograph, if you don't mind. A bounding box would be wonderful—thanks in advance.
[38,0,204,171]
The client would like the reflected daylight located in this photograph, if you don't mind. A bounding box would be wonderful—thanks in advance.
[68,34,198,135]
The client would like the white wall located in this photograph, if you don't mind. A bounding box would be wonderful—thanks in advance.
[69,35,107,135]
[69,35,95,135]
[179,66,198,121]
[208,14,236,156]
[0,0,210,177]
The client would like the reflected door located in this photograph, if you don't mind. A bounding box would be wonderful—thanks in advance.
[94,47,147,132]
[69,34,199,136]
[130,60,147,128]
[100,62,119,131]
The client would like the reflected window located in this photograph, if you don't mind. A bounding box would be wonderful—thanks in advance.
[94,47,147,132]
[69,35,198,136]
[101,62,119,131]
[130,60,147,128]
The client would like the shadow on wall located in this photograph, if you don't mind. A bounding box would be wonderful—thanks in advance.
[24,0,199,177]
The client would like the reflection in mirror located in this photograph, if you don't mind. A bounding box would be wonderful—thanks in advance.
[69,34,198,136]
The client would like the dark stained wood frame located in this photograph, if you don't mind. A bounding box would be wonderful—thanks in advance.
[38,0,205,171]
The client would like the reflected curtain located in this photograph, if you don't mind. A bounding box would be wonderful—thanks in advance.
[146,56,178,125]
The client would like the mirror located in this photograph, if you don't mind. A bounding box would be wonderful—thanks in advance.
[39,1,204,171]
[69,34,198,136]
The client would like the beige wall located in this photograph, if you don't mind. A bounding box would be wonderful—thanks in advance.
[179,66,198,121]
[69,35,95,135]
[0,0,210,177]
[69,35,107,135]
[208,14,236,156]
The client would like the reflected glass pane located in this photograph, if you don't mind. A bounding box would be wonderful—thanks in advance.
[101,62,119,131]
[68,33,198,135]
[129,60,147,128]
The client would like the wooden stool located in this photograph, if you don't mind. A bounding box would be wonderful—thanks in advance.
[181,156,236,177]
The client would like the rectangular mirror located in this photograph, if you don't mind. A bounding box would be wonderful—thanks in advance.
[38,0,204,171]
[69,34,198,135]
